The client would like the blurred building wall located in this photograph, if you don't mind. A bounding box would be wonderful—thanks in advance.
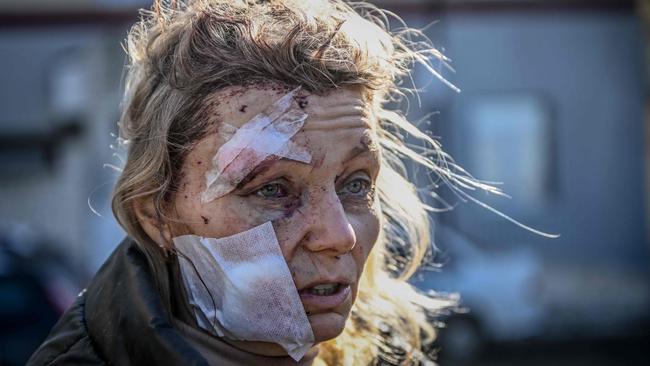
[437,10,645,269]
[398,1,649,341]
[0,23,130,274]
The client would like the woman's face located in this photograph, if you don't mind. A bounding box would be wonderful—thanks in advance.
[170,84,382,345]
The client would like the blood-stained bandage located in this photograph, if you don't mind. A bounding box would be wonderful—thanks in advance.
[173,221,315,361]
[201,87,311,203]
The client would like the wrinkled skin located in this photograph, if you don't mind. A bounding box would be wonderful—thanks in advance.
[136,84,382,357]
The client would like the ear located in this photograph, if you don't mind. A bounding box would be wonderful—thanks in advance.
[132,197,173,249]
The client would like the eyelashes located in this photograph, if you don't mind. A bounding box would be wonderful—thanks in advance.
[249,171,374,202]
[255,182,289,199]
[337,175,372,197]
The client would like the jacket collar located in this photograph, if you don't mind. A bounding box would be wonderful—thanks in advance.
[82,237,317,366]
[84,237,209,366]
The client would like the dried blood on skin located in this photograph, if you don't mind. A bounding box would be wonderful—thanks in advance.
[217,148,260,185]
[309,154,325,169]
[282,197,302,219]
[360,133,375,149]
[293,95,309,109]
[239,105,248,113]
[201,215,210,224]
[193,96,224,134]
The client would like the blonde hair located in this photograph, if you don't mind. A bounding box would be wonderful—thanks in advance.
[111,0,497,364]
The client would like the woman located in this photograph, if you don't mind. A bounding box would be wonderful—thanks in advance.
[28,0,493,364]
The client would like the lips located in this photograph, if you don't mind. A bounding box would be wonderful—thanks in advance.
[298,280,352,311]
[298,278,351,292]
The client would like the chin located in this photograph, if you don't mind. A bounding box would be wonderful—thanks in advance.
[308,311,349,343]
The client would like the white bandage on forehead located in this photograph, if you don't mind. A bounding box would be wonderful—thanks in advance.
[201,87,312,203]
[173,221,315,361]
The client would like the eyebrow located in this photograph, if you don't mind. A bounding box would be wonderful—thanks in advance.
[234,139,377,190]
[234,153,312,189]
[342,144,371,165]
[234,156,282,190]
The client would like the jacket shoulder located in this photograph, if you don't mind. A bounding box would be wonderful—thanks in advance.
[26,291,106,366]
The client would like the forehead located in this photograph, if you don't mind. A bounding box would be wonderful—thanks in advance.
[205,83,373,132]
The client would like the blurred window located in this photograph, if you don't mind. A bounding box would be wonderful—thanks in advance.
[461,93,552,213]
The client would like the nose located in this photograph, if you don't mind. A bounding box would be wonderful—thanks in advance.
[301,189,356,256]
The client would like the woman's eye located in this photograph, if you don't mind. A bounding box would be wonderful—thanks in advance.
[341,177,370,195]
[255,183,287,198]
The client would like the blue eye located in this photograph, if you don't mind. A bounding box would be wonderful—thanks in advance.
[341,177,370,195]
[256,183,287,198]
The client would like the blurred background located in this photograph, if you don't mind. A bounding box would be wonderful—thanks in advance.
[0,0,648,365]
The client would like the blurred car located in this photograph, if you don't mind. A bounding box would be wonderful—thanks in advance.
[413,224,547,360]
[0,225,81,366]
[415,223,650,362]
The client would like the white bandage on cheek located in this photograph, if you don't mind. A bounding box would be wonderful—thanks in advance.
[201,87,312,203]
[172,221,315,361]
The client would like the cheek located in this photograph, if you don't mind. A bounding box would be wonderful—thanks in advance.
[268,194,310,257]
[171,134,276,238]
[172,192,272,239]
[349,208,381,270]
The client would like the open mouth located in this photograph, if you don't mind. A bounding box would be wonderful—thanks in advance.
[303,283,341,296]
[298,282,351,310]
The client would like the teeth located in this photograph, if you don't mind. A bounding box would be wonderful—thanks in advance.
[307,283,339,296]
[312,284,337,291]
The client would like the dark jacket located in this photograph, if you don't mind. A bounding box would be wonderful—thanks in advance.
[26,237,211,366]
[26,238,317,366]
